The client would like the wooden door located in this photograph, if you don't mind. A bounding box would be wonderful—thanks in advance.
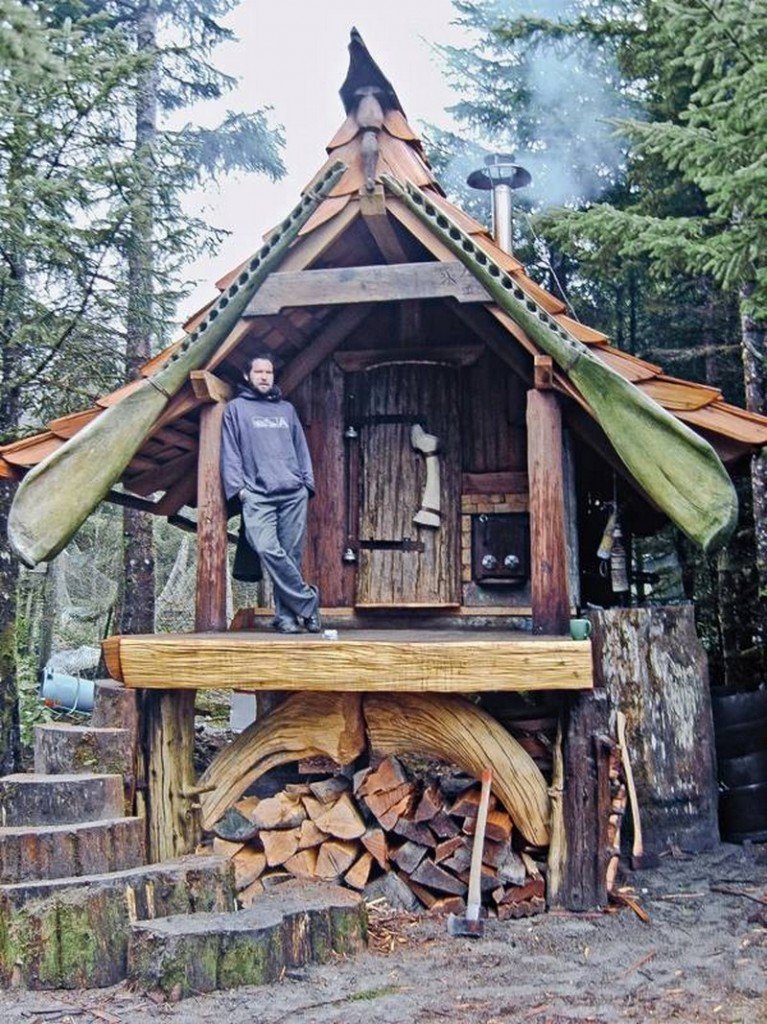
[356,362,461,607]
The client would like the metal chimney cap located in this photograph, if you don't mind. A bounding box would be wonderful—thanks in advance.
[467,153,531,191]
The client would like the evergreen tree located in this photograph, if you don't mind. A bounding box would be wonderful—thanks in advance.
[434,0,766,681]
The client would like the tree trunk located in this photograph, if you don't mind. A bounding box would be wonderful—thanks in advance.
[592,605,719,854]
[741,285,767,657]
[0,480,21,774]
[0,146,26,773]
[119,0,157,637]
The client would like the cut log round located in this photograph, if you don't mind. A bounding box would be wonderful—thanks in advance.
[363,693,550,846]
[198,694,365,830]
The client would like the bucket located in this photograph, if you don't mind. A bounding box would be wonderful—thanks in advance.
[718,749,767,789]
[712,688,767,842]
[719,781,767,843]
[41,669,95,713]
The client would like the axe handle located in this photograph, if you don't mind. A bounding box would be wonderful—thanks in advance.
[617,712,643,858]
[467,768,493,920]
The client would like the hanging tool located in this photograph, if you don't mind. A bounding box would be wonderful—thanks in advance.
[448,768,492,938]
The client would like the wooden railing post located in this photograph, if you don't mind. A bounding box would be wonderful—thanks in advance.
[526,357,570,635]
[195,399,229,632]
[145,373,231,861]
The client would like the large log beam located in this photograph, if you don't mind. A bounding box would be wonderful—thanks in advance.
[244,261,490,316]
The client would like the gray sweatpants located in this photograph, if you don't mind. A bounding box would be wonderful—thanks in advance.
[241,486,316,624]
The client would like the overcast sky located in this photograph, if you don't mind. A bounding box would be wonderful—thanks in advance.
[179,0,469,320]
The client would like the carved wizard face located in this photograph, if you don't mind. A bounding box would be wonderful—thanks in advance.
[247,358,275,395]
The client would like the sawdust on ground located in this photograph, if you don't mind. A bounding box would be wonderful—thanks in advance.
[2,843,765,1024]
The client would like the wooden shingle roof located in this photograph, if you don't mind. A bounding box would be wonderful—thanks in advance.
[3,30,767,520]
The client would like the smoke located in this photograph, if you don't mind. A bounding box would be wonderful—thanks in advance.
[443,0,634,209]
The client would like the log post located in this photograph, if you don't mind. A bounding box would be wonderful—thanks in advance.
[526,363,570,634]
[561,689,611,911]
[145,383,229,860]
[195,400,229,631]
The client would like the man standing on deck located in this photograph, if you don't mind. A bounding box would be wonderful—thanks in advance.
[220,350,321,634]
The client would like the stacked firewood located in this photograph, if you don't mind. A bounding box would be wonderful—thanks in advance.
[212,756,545,918]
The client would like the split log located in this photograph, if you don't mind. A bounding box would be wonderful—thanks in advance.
[430,896,465,915]
[344,851,374,890]
[284,848,320,880]
[309,778,350,803]
[362,782,414,822]
[198,693,365,830]
[314,793,366,841]
[231,848,266,890]
[392,818,436,846]
[391,841,428,874]
[401,875,439,909]
[248,793,306,831]
[301,795,327,822]
[363,693,550,846]
[364,872,420,912]
[434,836,468,864]
[360,828,388,870]
[409,858,467,896]
[450,787,498,818]
[315,840,359,880]
[238,878,265,907]
[357,756,408,796]
[463,809,512,844]
[260,828,301,868]
[212,838,244,860]
[367,787,416,830]
[429,811,460,839]
[414,784,442,823]
[297,819,327,850]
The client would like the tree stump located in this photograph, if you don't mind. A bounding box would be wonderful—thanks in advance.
[591,605,719,854]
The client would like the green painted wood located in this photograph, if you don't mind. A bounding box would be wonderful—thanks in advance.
[8,162,347,568]
[381,175,738,553]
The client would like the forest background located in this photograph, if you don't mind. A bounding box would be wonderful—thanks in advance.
[1,0,765,772]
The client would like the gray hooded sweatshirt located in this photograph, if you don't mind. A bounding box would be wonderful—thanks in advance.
[220,385,315,501]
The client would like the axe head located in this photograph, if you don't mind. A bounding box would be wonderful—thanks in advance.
[447,912,485,939]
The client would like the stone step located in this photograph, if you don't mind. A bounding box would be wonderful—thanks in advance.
[0,773,124,826]
[91,679,138,734]
[0,854,235,990]
[0,816,146,884]
[34,722,134,779]
[128,880,367,999]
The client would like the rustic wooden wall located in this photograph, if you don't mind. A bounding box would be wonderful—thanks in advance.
[292,357,352,607]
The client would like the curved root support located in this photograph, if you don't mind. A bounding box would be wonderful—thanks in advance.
[198,693,365,830]
[198,691,550,847]
[364,693,550,846]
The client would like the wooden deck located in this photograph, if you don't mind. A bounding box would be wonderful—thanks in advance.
[102,629,593,693]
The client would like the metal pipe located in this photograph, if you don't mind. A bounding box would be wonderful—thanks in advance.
[492,183,514,254]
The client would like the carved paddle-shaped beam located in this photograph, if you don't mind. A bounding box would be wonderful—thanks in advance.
[381,175,737,553]
[8,162,348,567]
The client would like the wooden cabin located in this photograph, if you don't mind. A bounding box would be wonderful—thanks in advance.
[4,31,767,910]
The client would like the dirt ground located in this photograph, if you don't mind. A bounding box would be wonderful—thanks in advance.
[1,843,765,1024]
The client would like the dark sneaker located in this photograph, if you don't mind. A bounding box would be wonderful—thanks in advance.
[273,617,303,634]
[303,585,322,633]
